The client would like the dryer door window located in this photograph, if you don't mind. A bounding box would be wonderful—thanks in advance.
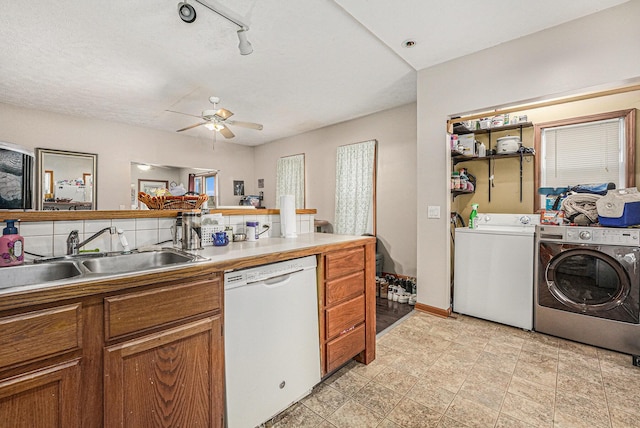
[545,247,640,324]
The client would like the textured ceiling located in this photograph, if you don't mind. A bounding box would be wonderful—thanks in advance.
[0,0,628,146]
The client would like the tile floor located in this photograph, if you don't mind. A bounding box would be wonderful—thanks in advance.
[268,311,640,428]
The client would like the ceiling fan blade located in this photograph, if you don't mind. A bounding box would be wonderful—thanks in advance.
[226,120,263,130]
[165,109,203,119]
[218,125,235,139]
[214,108,234,120]
[176,122,207,132]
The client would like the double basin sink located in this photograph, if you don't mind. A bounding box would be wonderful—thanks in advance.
[0,248,206,291]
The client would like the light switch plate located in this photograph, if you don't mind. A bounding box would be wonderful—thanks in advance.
[427,206,441,219]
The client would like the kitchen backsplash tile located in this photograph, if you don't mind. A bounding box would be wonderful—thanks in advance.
[84,220,112,233]
[24,236,53,259]
[54,220,83,235]
[8,213,315,258]
[19,221,54,237]
[136,218,159,230]
[136,229,158,248]
[112,219,136,230]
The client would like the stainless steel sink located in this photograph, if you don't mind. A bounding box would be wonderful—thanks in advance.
[0,262,83,290]
[81,249,202,274]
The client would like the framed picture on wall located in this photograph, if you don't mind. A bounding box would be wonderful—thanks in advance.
[138,179,169,209]
[139,179,169,196]
[233,180,245,196]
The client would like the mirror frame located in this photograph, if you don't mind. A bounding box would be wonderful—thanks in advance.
[35,148,98,210]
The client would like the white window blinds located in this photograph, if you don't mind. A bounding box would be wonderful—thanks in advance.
[541,118,625,188]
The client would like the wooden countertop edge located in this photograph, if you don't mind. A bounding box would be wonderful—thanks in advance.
[0,208,317,222]
[0,237,374,313]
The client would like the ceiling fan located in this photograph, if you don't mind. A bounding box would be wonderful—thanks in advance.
[167,96,263,139]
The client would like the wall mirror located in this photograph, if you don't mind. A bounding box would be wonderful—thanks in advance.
[36,148,97,210]
[131,162,219,209]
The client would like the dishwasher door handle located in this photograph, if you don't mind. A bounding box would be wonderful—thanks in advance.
[246,268,306,287]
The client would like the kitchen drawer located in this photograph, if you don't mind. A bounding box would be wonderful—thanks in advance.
[104,277,221,340]
[325,247,365,281]
[0,304,82,368]
[325,294,364,339]
[326,323,365,373]
[325,271,364,306]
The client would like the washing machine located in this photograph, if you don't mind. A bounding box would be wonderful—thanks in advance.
[535,225,640,360]
[454,213,538,330]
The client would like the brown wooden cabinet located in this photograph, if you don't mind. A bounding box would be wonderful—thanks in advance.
[103,275,224,428]
[104,316,223,427]
[0,359,81,428]
[0,304,83,428]
[319,243,376,375]
[0,272,223,428]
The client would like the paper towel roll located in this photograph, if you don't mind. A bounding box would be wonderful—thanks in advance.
[280,195,298,238]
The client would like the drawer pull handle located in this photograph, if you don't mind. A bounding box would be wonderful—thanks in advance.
[340,325,356,336]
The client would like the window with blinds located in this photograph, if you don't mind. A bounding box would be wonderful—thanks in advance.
[540,118,626,189]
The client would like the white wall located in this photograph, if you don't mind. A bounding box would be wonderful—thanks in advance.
[0,103,254,209]
[417,1,640,310]
[254,103,418,276]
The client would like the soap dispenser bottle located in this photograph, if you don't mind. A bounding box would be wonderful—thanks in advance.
[0,219,24,266]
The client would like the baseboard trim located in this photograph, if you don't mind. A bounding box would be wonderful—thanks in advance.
[415,303,451,318]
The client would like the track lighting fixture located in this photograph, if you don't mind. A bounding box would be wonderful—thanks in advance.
[177,2,196,23]
[177,0,254,55]
[236,28,253,55]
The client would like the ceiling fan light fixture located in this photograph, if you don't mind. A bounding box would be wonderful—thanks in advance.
[213,123,225,131]
[204,123,216,131]
[237,28,253,55]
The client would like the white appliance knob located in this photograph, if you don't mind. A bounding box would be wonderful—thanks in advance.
[579,230,591,240]
[519,216,530,225]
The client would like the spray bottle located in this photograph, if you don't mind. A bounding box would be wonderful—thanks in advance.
[469,204,479,229]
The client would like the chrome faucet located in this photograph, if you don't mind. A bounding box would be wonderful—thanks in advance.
[66,227,116,255]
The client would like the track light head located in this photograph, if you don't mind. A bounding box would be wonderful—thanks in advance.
[178,2,196,23]
[237,28,253,55]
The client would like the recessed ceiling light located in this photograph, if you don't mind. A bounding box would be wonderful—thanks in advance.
[402,39,417,48]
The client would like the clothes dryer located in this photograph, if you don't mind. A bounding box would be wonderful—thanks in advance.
[535,225,640,360]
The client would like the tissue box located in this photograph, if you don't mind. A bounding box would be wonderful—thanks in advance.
[599,202,640,227]
[540,210,564,225]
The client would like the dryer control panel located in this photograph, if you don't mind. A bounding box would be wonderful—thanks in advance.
[564,227,640,245]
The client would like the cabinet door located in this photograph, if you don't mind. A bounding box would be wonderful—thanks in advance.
[0,359,81,428]
[104,316,224,428]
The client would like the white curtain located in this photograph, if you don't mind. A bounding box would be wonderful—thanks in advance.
[334,140,376,235]
[275,154,305,208]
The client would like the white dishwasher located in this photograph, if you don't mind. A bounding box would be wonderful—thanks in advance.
[224,255,321,428]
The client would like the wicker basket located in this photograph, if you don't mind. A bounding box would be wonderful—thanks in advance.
[138,192,208,210]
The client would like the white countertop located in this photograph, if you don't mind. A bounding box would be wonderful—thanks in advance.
[192,233,369,268]
[0,233,371,299]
